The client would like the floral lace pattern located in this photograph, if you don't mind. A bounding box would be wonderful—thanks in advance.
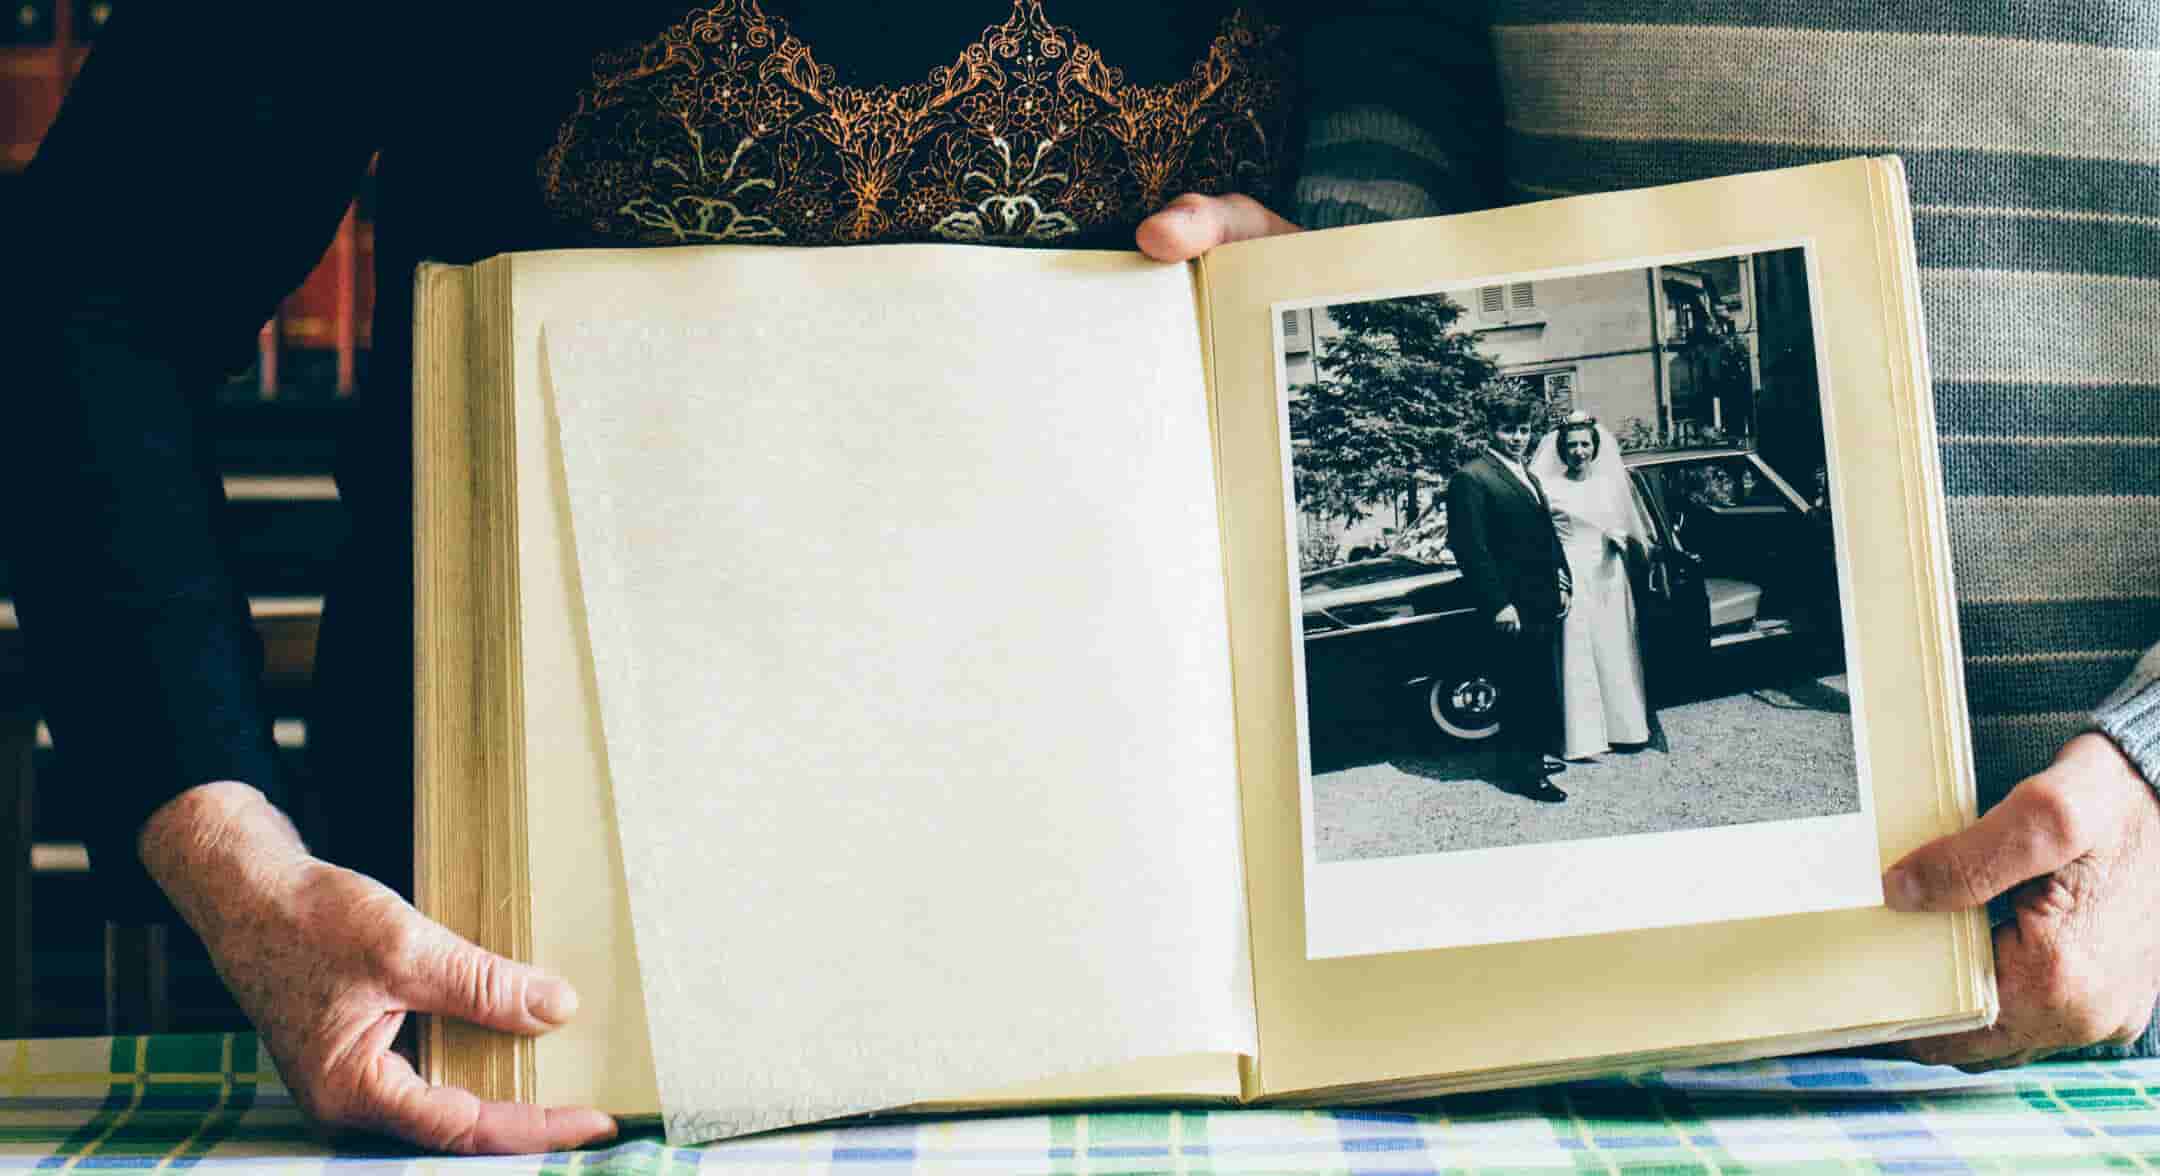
[538,1,1292,245]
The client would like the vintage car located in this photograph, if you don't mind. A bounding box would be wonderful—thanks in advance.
[1299,447,1841,742]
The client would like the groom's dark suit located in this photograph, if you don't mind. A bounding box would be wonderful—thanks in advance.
[1445,449,1570,776]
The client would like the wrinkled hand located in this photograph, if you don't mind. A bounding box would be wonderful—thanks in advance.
[1135,193,1299,261]
[1493,604,1522,634]
[1557,590,1571,620]
[1886,733,2160,1068]
[139,782,617,1153]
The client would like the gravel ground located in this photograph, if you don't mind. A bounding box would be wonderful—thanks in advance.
[1309,646,1861,863]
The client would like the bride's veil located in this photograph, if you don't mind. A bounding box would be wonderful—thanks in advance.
[1531,414,1649,542]
[1531,412,1672,750]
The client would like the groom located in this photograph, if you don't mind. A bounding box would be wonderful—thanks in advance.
[1443,393,1572,802]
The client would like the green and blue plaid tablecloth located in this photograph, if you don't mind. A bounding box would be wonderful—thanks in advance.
[5,1034,2160,1172]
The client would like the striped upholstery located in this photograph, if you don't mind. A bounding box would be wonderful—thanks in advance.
[1293,4,2160,1055]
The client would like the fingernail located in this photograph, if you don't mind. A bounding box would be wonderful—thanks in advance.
[529,980,578,1025]
[1883,866,1921,911]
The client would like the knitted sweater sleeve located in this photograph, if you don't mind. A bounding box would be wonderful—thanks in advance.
[2095,648,2160,793]
[1291,2,1502,227]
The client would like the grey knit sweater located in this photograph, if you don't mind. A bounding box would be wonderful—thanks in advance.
[1291,2,2160,1056]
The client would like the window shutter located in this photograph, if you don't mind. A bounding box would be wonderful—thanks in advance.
[1509,282,1536,310]
[1479,285,1504,314]
[1281,309,1301,339]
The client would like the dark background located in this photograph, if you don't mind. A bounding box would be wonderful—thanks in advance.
[1,0,346,1035]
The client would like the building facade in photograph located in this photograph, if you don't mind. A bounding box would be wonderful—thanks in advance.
[1283,248,1823,554]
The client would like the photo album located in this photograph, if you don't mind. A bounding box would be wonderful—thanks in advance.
[412,156,1991,1144]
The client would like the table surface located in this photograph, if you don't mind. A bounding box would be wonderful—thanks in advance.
[3,1034,2158,1172]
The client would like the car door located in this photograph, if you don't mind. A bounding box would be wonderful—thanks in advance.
[1627,465,1712,697]
[1736,454,1843,648]
[1671,456,1841,646]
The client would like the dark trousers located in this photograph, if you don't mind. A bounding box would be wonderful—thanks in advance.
[1495,619,1562,775]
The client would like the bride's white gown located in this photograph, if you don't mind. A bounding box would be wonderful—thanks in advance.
[1543,462,1651,759]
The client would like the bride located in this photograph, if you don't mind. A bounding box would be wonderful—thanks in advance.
[1532,412,1652,759]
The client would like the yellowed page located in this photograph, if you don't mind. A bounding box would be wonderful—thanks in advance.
[1200,158,1989,1097]
[511,267,659,1116]
[502,245,1250,1117]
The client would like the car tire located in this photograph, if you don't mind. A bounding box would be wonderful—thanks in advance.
[1426,674,1503,742]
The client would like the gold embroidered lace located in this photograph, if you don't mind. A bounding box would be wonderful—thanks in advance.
[539,0,1292,245]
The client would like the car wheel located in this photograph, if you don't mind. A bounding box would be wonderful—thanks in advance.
[1427,674,1503,742]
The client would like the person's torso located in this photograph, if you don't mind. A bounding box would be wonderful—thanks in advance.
[380,1,1295,264]
[1544,476,1604,552]
[1479,455,1546,528]
[1466,457,1557,573]
[337,0,1297,547]
[1481,3,2160,802]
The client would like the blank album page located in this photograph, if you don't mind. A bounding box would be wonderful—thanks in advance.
[537,246,1255,1143]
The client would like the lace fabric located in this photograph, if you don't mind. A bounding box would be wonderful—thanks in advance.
[539,0,1294,245]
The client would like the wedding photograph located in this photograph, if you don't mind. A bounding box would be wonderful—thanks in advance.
[1280,247,1862,868]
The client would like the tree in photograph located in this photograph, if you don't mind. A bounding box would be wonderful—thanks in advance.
[1287,293,1503,531]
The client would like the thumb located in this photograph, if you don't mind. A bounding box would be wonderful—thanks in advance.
[1135,193,1298,262]
[1884,768,2090,912]
[387,915,580,1034]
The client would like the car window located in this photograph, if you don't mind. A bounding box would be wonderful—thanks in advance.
[1667,459,1799,519]
[1630,469,1677,543]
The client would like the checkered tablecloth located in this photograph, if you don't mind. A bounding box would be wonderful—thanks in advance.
[5,1035,2160,1172]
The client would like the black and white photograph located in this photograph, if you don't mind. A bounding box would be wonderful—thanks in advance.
[1279,247,1883,958]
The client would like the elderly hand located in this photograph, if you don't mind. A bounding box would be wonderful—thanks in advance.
[138,781,617,1153]
[1135,192,1298,262]
[1885,732,2160,1068]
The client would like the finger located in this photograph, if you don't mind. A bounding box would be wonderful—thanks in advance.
[385,916,579,1035]
[1135,193,1297,262]
[1883,769,2092,912]
[360,1046,617,1154]
[1904,899,2142,1068]
[1997,872,2147,1056]
[1901,1032,2036,1072]
[1900,920,2037,1068]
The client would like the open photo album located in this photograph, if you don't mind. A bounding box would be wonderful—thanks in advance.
[412,156,1991,1144]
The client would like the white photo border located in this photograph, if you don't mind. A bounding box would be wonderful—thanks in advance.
[1269,237,1885,960]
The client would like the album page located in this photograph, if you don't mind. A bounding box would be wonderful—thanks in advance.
[519,245,1257,1141]
[1197,158,1991,1097]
